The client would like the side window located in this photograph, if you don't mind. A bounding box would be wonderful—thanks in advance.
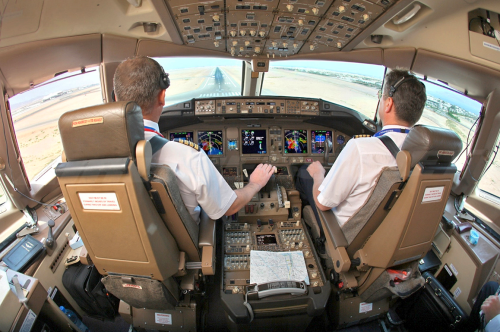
[8,68,103,182]
[416,80,482,172]
[478,132,500,198]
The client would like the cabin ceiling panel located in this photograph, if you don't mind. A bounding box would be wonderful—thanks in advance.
[0,0,171,49]
[412,49,500,100]
[383,47,416,69]
[0,34,102,96]
[102,35,138,63]
[362,0,500,72]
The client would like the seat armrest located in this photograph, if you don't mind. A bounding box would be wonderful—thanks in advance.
[198,209,215,247]
[318,209,348,248]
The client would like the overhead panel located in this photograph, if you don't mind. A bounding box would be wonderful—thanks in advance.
[301,18,359,53]
[277,0,333,17]
[226,10,274,57]
[168,0,225,51]
[165,0,397,57]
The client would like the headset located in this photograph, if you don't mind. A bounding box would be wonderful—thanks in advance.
[388,76,425,97]
[159,66,170,90]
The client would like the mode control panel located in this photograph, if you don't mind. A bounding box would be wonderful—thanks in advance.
[286,100,319,115]
[216,99,285,114]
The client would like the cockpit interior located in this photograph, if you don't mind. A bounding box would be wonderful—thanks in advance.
[0,0,500,331]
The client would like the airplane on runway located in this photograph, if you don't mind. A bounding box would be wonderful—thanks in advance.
[0,0,500,332]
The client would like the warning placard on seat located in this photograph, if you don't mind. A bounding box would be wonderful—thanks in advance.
[422,187,444,203]
[79,193,120,210]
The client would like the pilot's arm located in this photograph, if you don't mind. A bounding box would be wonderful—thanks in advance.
[225,164,276,216]
[194,151,275,218]
[307,140,361,212]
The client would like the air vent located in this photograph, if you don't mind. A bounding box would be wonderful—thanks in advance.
[50,241,69,273]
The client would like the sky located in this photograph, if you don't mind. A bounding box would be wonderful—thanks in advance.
[8,58,482,115]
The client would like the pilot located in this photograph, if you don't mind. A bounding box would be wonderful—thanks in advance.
[114,56,276,222]
[297,69,427,237]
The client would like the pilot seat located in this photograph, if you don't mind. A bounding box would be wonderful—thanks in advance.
[55,101,216,331]
[307,126,463,328]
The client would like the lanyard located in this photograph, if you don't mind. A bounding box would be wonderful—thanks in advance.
[144,126,165,138]
[373,128,410,137]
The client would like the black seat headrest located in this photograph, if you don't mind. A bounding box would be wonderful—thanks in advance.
[58,101,144,162]
[402,125,463,168]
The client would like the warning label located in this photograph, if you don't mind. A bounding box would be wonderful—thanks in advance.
[72,117,103,127]
[422,186,444,203]
[155,313,172,325]
[359,302,373,314]
[79,193,120,211]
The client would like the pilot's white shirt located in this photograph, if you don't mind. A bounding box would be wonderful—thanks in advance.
[143,120,237,223]
[317,125,410,227]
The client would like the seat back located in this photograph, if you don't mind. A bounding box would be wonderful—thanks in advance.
[55,102,182,280]
[353,126,463,294]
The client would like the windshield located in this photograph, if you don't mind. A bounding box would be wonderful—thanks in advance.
[154,57,243,107]
[9,69,103,181]
[261,60,385,119]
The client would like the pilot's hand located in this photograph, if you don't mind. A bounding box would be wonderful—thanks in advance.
[482,295,500,325]
[249,164,276,189]
[307,161,326,179]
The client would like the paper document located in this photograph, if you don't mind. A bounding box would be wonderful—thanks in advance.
[250,250,310,285]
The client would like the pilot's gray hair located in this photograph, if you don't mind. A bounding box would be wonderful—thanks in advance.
[382,68,427,126]
[114,56,164,115]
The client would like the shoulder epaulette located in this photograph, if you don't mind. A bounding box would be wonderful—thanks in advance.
[173,138,200,151]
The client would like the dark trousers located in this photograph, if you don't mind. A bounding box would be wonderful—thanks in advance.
[295,165,324,236]
[466,281,499,331]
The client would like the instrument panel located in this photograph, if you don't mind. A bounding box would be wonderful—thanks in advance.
[167,98,354,191]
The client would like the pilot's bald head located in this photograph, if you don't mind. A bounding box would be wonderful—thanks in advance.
[114,56,165,115]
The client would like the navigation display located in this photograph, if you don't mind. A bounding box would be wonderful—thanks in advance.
[198,131,224,155]
[311,130,333,154]
[169,131,194,142]
[284,130,307,154]
[241,130,267,154]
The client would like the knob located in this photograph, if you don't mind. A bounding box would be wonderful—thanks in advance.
[293,43,298,49]
[270,203,275,208]
[362,14,370,21]
[239,46,244,52]
[337,42,342,49]
[271,156,277,162]
[283,42,288,48]
[245,40,250,46]
[272,41,277,48]
[240,30,246,36]
[246,245,250,252]
[232,40,238,46]
[313,281,319,287]
[255,46,261,53]
[298,241,303,248]
[230,30,237,37]
[232,287,239,294]
[260,203,265,208]
[286,4,294,12]
[259,30,266,37]
[250,30,256,36]
[303,101,307,105]
[304,250,310,258]
[291,242,296,248]
[312,7,319,15]
[214,41,219,47]
[212,14,220,22]
[45,219,55,249]
[298,19,304,26]
[338,5,345,13]
[309,44,315,51]
[311,271,318,279]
